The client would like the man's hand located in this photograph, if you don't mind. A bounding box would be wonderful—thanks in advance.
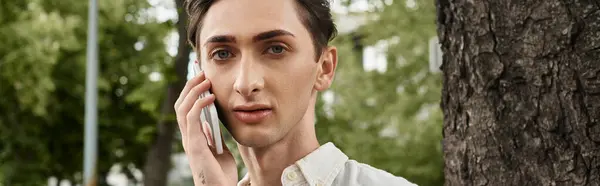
[174,71,238,186]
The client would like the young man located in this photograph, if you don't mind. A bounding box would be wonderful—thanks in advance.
[174,0,417,185]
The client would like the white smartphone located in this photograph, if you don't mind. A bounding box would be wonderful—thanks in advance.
[192,60,223,154]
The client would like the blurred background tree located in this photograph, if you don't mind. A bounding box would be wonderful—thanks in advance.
[0,0,172,185]
[0,0,443,185]
[313,0,443,185]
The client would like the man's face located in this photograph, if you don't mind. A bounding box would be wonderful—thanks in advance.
[197,0,334,147]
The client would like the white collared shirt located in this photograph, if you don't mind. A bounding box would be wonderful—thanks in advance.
[237,142,418,186]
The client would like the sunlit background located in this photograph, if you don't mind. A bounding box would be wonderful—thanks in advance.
[0,0,443,185]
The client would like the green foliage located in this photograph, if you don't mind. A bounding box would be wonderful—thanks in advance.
[0,0,172,185]
[0,0,443,185]
[315,0,443,185]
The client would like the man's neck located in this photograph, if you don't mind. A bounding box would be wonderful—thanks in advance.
[237,111,320,186]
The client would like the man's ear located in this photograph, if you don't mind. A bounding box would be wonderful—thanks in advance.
[314,46,338,91]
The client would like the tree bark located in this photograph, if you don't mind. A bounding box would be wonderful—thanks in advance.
[143,0,191,186]
[437,0,600,185]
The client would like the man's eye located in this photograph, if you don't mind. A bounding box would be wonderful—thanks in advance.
[212,50,233,60]
[267,45,285,54]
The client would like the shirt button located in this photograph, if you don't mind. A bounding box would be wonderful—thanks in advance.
[316,182,324,186]
[286,172,298,181]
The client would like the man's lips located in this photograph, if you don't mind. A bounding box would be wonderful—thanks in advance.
[233,109,272,124]
[232,104,273,124]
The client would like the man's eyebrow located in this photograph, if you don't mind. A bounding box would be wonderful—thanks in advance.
[204,35,236,46]
[203,30,294,46]
[252,29,295,42]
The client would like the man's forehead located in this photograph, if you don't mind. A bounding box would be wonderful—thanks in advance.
[198,0,309,42]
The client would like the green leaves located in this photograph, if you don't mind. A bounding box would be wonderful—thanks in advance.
[0,0,172,184]
[316,0,443,185]
[0,2,80,118]
[0,0,443,185]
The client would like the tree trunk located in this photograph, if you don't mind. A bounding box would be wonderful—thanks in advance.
[437,0,600,185]
[143,0,191,186]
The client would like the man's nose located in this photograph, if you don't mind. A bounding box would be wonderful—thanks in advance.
[234,56,264,97]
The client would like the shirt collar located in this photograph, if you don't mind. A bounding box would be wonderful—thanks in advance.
[237,142,349,186]
[295,142,348,186]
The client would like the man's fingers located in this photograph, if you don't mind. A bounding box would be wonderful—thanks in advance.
[174,71,205,109]
[186,94,216,155]
[202,121,214,147]
[185,94,230,183]
[176,78,211,135]
[176,113,188,142]
[175,71,237,186]
[175,72,207,143]
[203,121,233,156]
[178,79,212,116]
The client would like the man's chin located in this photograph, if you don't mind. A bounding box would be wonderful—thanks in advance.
[231,128,281,148]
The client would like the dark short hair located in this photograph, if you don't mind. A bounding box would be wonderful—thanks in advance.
[184,0,337,60]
